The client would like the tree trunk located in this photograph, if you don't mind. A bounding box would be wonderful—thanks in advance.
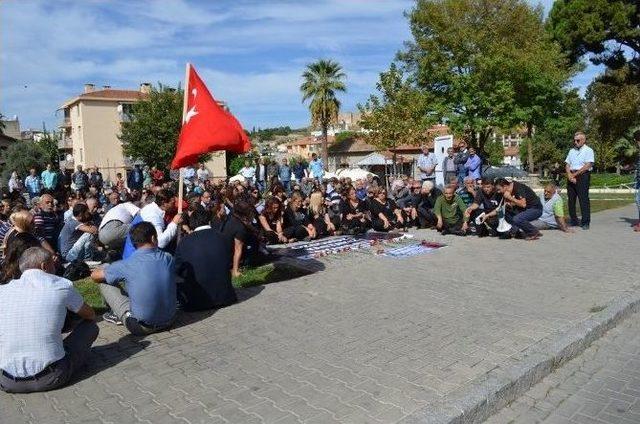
[321,124,329,171]
[526,122,534,174]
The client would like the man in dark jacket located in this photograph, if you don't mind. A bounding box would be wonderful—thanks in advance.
[128,164,144,191]
[454,141,470,185]
[174,209,237,311]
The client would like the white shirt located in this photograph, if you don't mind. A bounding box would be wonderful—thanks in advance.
[140,201,178,249]
[417,153,438,179]
[99,202,140,230]
[240,166,256,179]
[197,168,210,181]
[565,144,595,171]
[0,269,84,377]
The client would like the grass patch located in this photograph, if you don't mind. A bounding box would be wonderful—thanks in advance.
[233,263,311,289]
[74,263,311,309]
[559,193,635,214]
[74,279,107,314]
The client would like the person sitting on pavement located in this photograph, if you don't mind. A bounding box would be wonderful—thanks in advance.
[369,187,407,232]
[58,203,100,263]
[434,185,468,236]
[258,197,288,244]
[98,201,140,251]
[33,194,62,250]
[0,247,98,393]
[220,199,264,276]
[494,178,543,240]
[532,183,572,233]
[340,186,370,234]
[464,178,502,237]
[415,180,441,229]
[91,222,176,336]
[308,191,336,237]
[139,188,182,251]
[282,191,316,242]
[456,177,477,207]
[2,208,57,258]
[175,208,237,311]
[0,232,41,284]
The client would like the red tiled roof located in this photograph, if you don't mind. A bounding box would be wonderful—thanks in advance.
[79,89,148,101]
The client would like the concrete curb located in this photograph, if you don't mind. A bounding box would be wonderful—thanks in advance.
[401,289,640,424]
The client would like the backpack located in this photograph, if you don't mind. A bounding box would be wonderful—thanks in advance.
[62,260,91,281]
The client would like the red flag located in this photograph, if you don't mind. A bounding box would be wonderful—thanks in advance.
[171,64,251,169]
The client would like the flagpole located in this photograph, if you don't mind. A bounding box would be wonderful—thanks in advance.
[177,62,191,215]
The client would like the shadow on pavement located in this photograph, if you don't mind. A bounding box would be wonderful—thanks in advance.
[71,335,151,384]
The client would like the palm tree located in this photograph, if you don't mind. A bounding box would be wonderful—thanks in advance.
[300,59,346,168]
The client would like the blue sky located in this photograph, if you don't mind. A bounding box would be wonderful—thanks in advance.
[1,0,601,132]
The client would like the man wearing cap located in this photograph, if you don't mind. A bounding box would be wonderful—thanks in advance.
[565,131,594,230]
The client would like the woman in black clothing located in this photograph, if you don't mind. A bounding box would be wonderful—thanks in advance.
[307,191,336,237]
[340,186,369,234]
[282,192,316,241]
[369,187,407,232]
[416,180,442,228]
[258,197,287,244]
[220,200,263,277]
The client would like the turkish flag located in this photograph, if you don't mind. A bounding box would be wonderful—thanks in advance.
[171,64,251,169]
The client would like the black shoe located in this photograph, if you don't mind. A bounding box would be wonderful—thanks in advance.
[103,311,123,325]
[441,228,450,235]
[581,224,590,230]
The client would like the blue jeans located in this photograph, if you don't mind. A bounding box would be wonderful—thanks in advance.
[281,180,291,194]
[66,233,97,262]
[256,180,265,193]
[507,208,542,237]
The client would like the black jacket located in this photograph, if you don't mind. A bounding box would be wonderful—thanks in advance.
[174,228,237,311]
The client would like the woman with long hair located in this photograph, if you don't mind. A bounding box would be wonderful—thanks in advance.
[340,186,370,234]
[369,187,407,232]
[282,192,316,242]
[307,191,336,238]
[1,232,40,284]
[221,199,263,277]
[258,197,287,244]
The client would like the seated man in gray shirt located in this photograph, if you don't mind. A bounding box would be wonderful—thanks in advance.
[0,247,98,393]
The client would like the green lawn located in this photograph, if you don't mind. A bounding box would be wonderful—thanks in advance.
[560,192,635,214]
[75,262,310,312]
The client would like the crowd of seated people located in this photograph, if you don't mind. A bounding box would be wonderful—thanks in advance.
[0,157,575,393]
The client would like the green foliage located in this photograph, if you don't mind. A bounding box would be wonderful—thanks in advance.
[399,0,573,155]
[227,153,250,176]
[584,69,640,170]
[334,131,358,144]
[547,0,640,84]
[615,126,640,166]
[484,140,505,166]
[300,59,347,165]
[519,137,564,170]
[0,141,48,182]
[120,84,183,172]
[0,112,5,134]
[250,126,292,141]
[37,131,60,166]
[358,64,434,154]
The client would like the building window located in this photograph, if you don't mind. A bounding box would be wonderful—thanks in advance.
[76,105,80,117]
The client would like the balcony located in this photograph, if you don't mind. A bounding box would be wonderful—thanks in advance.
[57,137,73,149]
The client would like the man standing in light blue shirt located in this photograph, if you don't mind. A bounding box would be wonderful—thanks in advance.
[24,168,41,200]
[278,157,292,193]
[464,147,482,181]
[565,131,594,229]
[41,164,58,192]
[417,146,438,183]
[309,153,324,181]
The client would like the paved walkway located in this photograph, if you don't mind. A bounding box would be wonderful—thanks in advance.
[2,205,639,424]
[485,311,640,424]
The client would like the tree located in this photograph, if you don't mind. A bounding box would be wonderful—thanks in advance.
[300,59,346,168]
[547,0,640,84]
[484,140,505,166]
[0,141,48,183]
[398,0,573,163]
[37,131,60,166]
[0,112,5,134]
[584,68,640,170]
[358,64,434,171]
[120,84,184,172]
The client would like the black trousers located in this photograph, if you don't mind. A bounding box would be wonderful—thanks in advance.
[567,172,590,225]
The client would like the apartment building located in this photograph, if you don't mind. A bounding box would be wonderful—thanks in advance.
[58,83,227,183]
